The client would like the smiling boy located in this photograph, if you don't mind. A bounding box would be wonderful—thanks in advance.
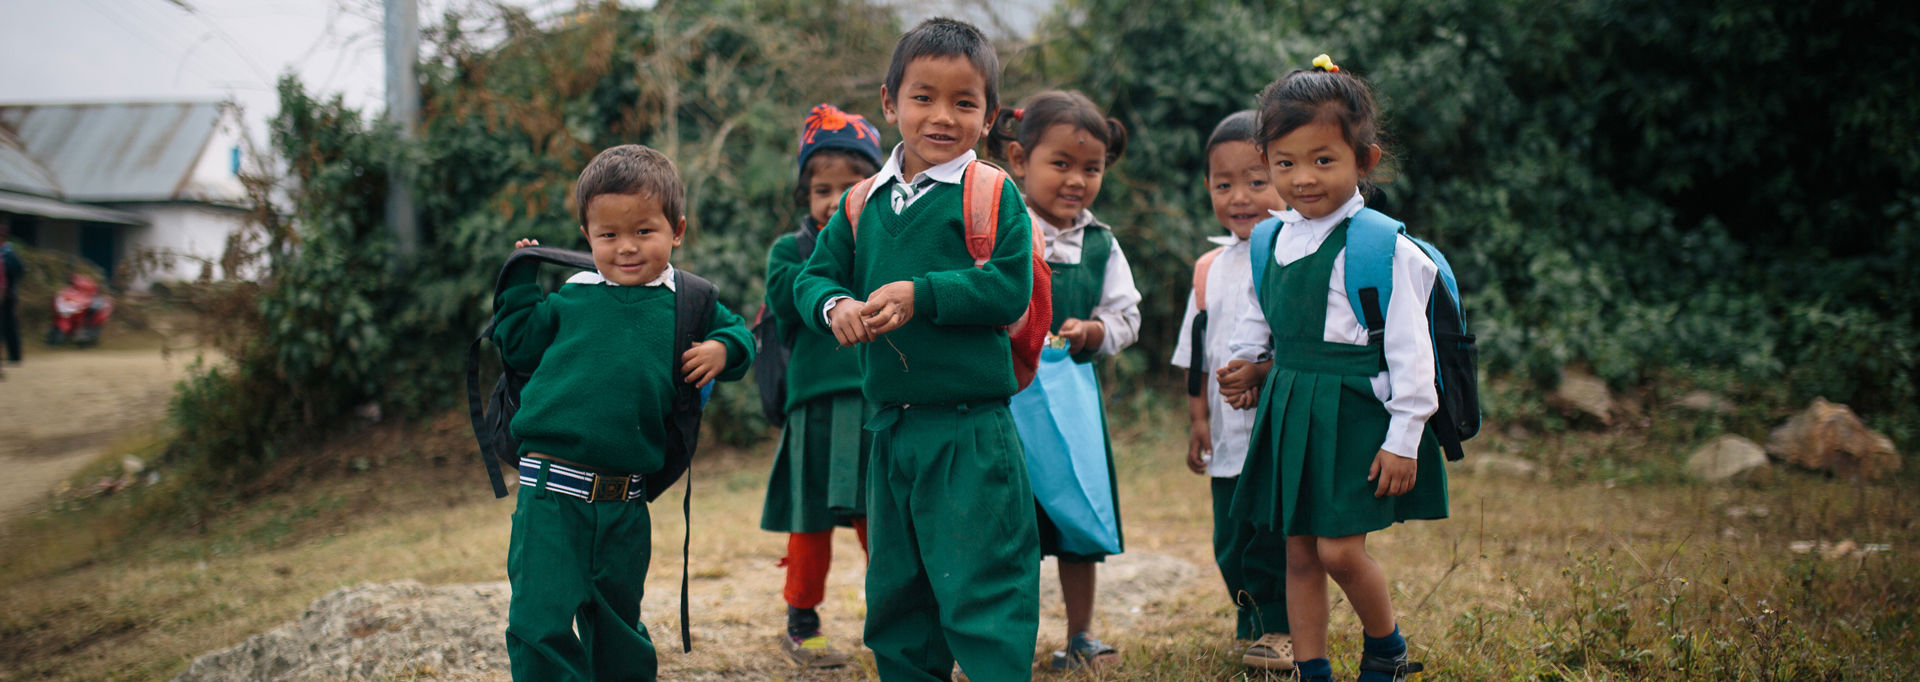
[791,17,1041,682]
[494,144,753,682]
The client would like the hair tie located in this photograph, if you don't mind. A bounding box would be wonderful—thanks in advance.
[1012,108,1024,121]
[1312,54,1341,73]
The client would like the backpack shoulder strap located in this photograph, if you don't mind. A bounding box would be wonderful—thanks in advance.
[651,268,717,501]
[1192,246,1225,312]
[1248,216,1283,287]
[841,177,879,241]
[1344,208,1406,341]
[471,246,598,498]
[664,267,716,654]
[962,160,1010,266]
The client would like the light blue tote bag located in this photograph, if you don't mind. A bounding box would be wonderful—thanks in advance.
[1011,345,1121,555]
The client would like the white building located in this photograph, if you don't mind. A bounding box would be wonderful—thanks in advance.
[0,100,253,290]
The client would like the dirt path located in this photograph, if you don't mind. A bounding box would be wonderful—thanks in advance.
[0,347,206,524]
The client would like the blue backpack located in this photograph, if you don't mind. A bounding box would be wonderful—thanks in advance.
[1250,208,1480,461]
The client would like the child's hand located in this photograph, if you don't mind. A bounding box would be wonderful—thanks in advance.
[1186,393,1211,474]
[1216,359,1272,396]
[681,339,729,388]
[828,301,873,347]
[860,281,916,336]
[1224,388,1260,410]
[1368,449,1418,497]
[514,238,540,249]
[1057,318,1107,355]
[1186,423,1211,474]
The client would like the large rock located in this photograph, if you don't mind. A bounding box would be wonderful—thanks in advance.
[1548,369,1614,426]
[173,581,509,682]
[1766,398,1902,482]
[1685,435,1769,482]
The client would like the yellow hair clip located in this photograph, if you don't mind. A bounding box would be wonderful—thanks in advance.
[1313,54,1341,73]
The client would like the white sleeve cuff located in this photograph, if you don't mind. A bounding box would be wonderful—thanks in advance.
[822,296,851,326]
[1380,417,1425,459]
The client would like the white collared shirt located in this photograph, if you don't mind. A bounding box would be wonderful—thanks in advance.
[863,143,978,211]
[1171,232,1258,476]
[1033,207,1141,357]
[1225,192,1439,459]
[822,144,980,324]
[566,263,677,290]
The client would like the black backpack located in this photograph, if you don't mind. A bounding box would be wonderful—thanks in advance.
[751,222,820,427]
[463,246,716,652]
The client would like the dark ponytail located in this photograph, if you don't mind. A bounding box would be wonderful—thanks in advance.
[983,90,1127,166]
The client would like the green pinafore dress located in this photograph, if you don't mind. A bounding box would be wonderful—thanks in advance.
[1033,224,1125,562]
[1231,220,1449,538]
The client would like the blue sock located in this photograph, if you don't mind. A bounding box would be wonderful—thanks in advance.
[1357,625,1407,682]
[1296,657,1332,681]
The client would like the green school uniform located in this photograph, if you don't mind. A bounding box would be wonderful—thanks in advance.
[760,225,872,532]
[493,269,752,682]
[1212,477,1290,639]
[1033,224,1125,564]
[1231,221,1449,538]
[794,174,1041,682]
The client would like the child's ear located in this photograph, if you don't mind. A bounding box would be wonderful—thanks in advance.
[672,216,687,246]
[579,224,590,240]
[880,86,898,124]
[1005,141,1029,179]
[1362,144,1382,173]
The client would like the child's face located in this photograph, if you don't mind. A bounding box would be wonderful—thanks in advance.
[1207,140,1284,240]
[580,191,683,287]
[805,155,870,227]
[881,56,992,180]
[1008,123,1107,229]
[1263,119,1380,220]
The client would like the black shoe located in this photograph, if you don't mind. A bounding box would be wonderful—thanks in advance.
[1358,650,1425,682]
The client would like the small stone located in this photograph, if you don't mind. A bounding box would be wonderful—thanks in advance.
[1686,435,1769,482]
[1549,368,1614,426]
[1675,390,1736,415]
[1465,453,1544,480]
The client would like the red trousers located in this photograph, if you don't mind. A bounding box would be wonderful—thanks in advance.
[782,520,868,609]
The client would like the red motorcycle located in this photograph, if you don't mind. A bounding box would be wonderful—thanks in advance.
[47,274,112,347]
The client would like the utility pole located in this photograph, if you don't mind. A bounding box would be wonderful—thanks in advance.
[384,0,419,255]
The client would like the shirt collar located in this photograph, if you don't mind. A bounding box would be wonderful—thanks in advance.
[863,143,978,203]
[1273,191,1366,236]
[565,263,677,291]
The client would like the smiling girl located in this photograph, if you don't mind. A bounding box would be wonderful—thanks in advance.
[986,89,1139,672]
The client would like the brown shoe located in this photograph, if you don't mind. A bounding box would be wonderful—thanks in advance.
[780,634,852,669]
[1242,633,1294,671]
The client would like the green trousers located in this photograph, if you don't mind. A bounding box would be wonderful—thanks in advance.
[864,401,1040,681]
[506,461,657,682]
[1213,476,1289,639]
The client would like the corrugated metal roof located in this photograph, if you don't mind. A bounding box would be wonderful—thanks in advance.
[0,189,147,226]
[0,101,223,202]
[0,126,61,196]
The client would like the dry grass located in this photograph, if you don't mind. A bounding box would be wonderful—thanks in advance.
[3,403,1917,681]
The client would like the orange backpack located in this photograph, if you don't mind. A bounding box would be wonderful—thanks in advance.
[842,160,1052,389]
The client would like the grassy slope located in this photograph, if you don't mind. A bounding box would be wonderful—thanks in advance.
[2,403,1917,681]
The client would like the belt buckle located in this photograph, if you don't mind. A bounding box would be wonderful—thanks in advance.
[591,473,630,502]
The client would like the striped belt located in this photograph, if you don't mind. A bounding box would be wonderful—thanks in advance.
[519,457,646,503]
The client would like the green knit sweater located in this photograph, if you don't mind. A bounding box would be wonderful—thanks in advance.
[764,226,863,411]
[493,268,751,473]
[793,179,1034,405]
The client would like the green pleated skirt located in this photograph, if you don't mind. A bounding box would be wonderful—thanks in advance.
[760,392,872,533]
[1231,358,1449,538]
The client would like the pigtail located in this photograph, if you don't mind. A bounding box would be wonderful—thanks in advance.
[1102,117,1129,164]
[984,108,1024,161]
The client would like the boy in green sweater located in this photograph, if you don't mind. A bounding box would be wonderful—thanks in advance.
[793,18,1041,682]
[494,144,753,682]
